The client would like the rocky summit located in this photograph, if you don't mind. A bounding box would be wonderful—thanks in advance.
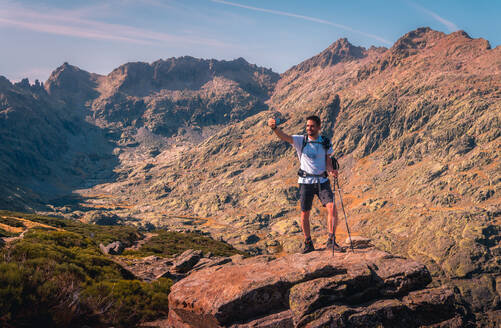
[1,27,500,326]
[163,246,466,327]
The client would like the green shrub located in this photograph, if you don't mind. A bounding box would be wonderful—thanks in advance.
[82,278,172,326]
[10,230,131,282]
[64,224,140,247]
[0,227,151,327]
[0,217,26,228]
[0,260,94,327]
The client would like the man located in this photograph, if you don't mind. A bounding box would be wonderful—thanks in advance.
[268,115,344,253]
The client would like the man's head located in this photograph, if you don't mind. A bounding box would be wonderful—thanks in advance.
[306,115,321,137]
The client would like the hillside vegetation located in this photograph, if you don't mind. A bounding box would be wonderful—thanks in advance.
[0,211,242,327]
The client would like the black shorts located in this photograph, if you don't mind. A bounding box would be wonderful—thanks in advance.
[299,181,334,212]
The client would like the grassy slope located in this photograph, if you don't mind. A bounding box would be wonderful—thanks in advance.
[0,210,243,327]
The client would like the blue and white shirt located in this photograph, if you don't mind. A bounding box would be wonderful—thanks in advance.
[292,135,333,184]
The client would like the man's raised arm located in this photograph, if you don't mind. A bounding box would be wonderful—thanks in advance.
[268,118,293,144]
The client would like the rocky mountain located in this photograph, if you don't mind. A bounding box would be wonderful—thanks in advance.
[0,75,116,211]
[0,27,500,326]
[0,57,279,211]
[89,56,278,142]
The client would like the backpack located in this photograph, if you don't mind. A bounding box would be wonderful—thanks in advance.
[299,135,340,171]
[300,134,331,153]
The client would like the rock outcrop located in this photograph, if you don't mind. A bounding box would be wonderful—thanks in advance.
[99,241,124,255]
[171,249,203,273]
[166,247,466,327]
[115,249,233,282]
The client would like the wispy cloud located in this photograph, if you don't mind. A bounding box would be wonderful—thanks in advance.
[134,0,177,10]
[211,0,392,45]
[0,2,229,47]
[407,1,458,32]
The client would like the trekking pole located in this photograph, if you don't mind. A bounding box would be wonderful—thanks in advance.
[331,176,335,257]
[335,177,354,252]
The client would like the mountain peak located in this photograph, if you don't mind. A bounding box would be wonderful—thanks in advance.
[0,76,12,89]
[449,30,472,40]
[327,37,352,49]
[50,62,82,77]
[447,30,491,50]
[390,27,492,60]
[328,37,365,57]
[45,62,98,103]
[233,57,249,65]
[391,27,445,54]
[46,62,89,87]
[285,37,366,75]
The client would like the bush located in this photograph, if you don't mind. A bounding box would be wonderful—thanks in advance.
[0,217,25,228]
[0,228,138,327]
[0,210,68,228]
[0,261,93,327]
[64,224,140,248]
[82,278,172,326]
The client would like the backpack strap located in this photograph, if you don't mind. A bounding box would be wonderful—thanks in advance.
[330,156,340,170]
[321,135,331,150]
[302,135,330,151]
[301,134,308,154]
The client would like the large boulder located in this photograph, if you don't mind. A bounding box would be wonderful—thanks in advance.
[172,249,203,273]
[345,236,372,249]
[166,247,466,327]
[99,241,124,255]
[297,287,464,328]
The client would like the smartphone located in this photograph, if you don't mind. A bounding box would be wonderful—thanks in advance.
[273,112,283,126]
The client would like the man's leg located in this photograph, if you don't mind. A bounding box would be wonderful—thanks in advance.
[320,181,345,252]
[299,183,314,238]
[325,202,338,235]
[299,184,315,253]
[301,210,311,239]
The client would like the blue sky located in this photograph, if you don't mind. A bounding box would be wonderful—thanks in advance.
[1,0,499,82]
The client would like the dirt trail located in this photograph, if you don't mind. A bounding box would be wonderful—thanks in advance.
[3,229,29,244]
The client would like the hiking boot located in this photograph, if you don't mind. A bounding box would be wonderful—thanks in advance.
[326,236,346,252]
[301,238,315,254]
